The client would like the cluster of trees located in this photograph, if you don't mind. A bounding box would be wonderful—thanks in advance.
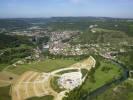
[43,52,91,61]
[0,34,34,49]
[0,45,33,64]
[0,34,34,65]
[117,51,133,70]
[0,19,31,30]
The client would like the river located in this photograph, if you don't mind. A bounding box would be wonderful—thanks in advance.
[82,59,129,100]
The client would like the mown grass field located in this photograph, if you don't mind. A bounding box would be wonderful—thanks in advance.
[82,60,122,92]
[6,58,77,75]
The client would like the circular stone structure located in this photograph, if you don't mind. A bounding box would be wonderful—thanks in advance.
[58,72,82,90]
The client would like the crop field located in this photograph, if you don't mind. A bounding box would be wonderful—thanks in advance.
[5,58,77,75]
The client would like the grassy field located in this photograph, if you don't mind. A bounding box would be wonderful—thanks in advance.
[0,86,11,100]
[0,64,9,71]
[27,95,54,100]
[6,58,77,75]
[82,60,122,92]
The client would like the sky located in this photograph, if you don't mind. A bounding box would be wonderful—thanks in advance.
[0,0,133,18]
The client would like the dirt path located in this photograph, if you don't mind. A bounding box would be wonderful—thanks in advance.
[11,56,96,100]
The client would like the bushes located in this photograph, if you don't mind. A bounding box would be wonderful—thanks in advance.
[43,52,90,61]
[117,51,133,70]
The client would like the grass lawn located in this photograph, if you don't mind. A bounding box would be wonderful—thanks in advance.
[6,58,77,75]
[82,60,122,92]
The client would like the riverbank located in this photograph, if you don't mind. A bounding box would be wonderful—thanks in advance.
[83,58,129,100]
